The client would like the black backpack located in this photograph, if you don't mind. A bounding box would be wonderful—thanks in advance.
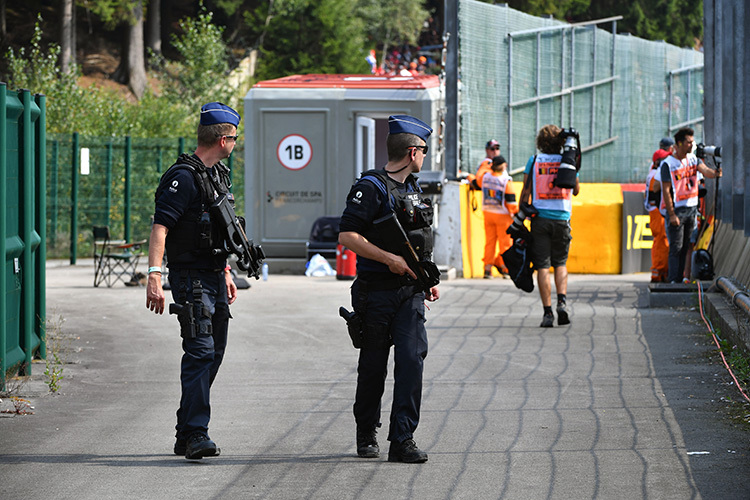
[692,249,714,281]
[502,230,535,293]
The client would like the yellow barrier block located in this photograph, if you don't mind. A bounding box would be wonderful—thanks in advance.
[459,184,491,279]
[460,183,623,277]
[568,183,622,274]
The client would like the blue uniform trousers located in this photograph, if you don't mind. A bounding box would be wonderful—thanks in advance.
[168,269,230,440]
[352,280,428,443]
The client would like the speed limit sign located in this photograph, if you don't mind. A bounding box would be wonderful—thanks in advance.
[277,134,313,170]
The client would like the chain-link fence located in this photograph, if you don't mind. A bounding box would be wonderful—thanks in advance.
[46,133,245,260]
[458,0,704,182]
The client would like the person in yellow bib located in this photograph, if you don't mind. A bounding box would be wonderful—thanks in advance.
[481,155,518,278]
[467,139,500,190]
[644,137,673,283]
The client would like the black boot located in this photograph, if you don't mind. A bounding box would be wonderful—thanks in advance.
[387,438,428,463]
[185,433,220,460]
[356,427,380,458]
[173,437,186,455]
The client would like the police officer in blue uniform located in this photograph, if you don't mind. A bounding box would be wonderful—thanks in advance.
[145,102,240,460]
[339,115,440,463]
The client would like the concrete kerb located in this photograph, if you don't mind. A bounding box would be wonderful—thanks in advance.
[702,289,750,354]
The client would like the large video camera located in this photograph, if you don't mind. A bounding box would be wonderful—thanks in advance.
[555,128,581,189]
[696,143,721,159]
[506,202,538,239]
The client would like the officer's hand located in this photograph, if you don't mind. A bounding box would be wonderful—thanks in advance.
[146,274,165,315]
[426,286,440,302]
[387,253,417,279]
[716,167,722,178]
[225,271,237,305]
[669,213,680,227]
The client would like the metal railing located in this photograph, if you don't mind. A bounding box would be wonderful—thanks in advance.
[507,16,621,173]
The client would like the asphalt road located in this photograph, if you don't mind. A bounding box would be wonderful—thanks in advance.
[1,263,749,499]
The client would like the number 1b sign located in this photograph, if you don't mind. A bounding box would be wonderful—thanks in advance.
[277,134,313,170]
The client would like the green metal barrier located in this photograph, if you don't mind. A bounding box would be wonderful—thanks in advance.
[45,134,244,262]
[1,83,46,390]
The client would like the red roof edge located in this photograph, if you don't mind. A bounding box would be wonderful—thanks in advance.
[253,74,440,90]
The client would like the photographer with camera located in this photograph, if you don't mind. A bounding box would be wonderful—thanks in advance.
[659,127,721,284]
[518,125,580,327]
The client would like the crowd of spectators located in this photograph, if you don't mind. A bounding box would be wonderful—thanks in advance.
[366,16,442,77]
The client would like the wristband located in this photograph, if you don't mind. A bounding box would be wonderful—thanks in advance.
[148,266,162,274]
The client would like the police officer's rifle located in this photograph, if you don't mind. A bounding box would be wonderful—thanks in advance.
[210,194,265,279]
[373,212,440,293]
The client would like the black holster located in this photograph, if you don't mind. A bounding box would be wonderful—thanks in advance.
[169,278,212,338]
[339,307,363,349]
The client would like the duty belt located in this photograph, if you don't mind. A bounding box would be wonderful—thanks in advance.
[357,273,417,291]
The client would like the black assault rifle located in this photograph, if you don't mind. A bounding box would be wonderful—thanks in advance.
[210,194,265,279]
[373,212,440,293]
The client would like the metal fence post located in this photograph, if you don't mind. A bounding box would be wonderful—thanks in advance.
[228,151,233,185]
[20,89,34,375]
[35,93,46,360]
[70,132,79,264]
[178,137,185,156]
[124,136,132,242]
[0,83,7,389]
[50,140,58,245]
[106,142,113,227]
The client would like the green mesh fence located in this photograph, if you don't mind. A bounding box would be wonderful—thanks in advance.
[46,134,245,260]
[458,0,704,183]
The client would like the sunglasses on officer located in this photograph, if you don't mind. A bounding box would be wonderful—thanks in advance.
[409,145,429,154]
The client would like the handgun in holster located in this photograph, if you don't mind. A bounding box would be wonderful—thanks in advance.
[169,279,212,339]
[339,306,363,349]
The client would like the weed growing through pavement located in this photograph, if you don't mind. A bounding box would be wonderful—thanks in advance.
[44,314,66,393]
[0,364,35,415]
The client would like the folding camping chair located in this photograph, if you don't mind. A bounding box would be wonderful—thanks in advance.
[92,226,146,287]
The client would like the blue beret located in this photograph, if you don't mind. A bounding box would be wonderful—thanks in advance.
[200,102,240,126]
[388,115,432,142]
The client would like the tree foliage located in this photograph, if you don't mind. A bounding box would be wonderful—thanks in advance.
[253,0,371,80]
[5,15,203,138]
[158,7,234,114]
[487,0,703,48]
[79,0,139,29]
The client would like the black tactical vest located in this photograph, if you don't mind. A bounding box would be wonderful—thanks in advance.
[360,169,434,261]
[155,153,232,267]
